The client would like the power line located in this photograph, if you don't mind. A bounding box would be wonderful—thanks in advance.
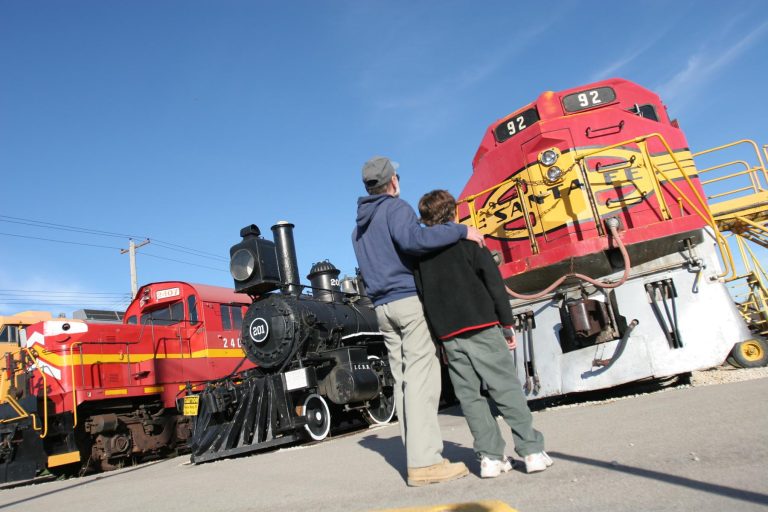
[0,216,139,239]
[0,232,123,250]
[151,240,228,262]
[0,214,228,261]
[0,289,128,296]
[140,252,228,272]
[0,289,132,312]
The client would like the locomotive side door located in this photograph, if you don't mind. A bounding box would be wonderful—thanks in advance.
[142,300,187,381]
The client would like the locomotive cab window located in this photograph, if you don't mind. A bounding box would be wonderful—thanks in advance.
[0,325,19,343]
[141,301,184,326]
[232,306,243,330]
[627,104,659,121]
[126,315,137,325]
[188,295,199,323]
[220,304,244,331]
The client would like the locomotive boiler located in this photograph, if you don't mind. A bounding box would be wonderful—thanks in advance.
[188,222,395,463]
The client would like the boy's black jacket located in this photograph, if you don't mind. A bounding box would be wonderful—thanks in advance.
[414,239,514,340]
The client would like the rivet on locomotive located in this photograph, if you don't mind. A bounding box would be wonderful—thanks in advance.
[187,222,395,463]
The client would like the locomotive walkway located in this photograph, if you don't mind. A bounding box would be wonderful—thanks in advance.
[0,374,766,512]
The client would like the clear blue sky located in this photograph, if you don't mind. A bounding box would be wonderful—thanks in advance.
[2,1,767,315]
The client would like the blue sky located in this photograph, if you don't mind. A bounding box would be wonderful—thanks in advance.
[1,1,767,315]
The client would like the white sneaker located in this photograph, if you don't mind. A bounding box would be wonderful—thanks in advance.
[524,451,553,473]
[480,456,513,478]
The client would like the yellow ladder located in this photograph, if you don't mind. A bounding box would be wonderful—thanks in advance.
[695,140,768,249]
[695,140,768,367]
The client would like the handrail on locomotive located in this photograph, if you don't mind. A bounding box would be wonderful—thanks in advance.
[458,132,739,285]
[694,139,768,255]
[0,347,49,438]
[68,343,81,429]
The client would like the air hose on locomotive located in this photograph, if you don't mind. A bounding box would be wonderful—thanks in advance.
[503,218,639,374]
[504,218,631,300]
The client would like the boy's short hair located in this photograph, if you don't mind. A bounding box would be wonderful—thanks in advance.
[419,190,456,226]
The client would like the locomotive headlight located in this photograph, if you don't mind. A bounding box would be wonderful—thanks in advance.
[546,166,563,183]
[230,248,256,282]
[540,149,559,167]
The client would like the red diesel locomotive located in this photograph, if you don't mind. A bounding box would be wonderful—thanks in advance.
[0,281,253,482]
[456,78,753,397]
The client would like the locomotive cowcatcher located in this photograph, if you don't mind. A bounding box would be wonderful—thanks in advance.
[187,222,395,463]
[0,281,254,483]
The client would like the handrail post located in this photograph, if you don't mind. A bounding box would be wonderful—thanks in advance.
[575,158,605,237]
[514,179,540,254]
[645,133,734,279]
[21,347,48,438]
[69,342,82,428]
[638,139,672,220]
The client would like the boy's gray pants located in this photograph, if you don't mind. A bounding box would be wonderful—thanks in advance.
[443,325,544,460]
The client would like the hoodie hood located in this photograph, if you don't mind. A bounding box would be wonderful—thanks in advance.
[351,194,466,306]
[356,194,393,231]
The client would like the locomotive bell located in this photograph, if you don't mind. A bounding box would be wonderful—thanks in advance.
[229,224,282,295]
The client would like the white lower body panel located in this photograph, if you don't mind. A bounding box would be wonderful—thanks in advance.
[507,228,750,400]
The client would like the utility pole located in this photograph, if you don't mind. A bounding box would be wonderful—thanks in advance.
[121,238,150,298]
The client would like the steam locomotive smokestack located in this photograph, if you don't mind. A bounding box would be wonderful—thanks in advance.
[271,221,301,296]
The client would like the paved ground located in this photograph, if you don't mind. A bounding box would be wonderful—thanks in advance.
[1,376,766,512]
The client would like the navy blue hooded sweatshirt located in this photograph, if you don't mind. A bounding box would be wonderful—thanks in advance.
[352,194,467,306]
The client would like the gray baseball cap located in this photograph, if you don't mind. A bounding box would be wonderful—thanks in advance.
[362,156,399,191]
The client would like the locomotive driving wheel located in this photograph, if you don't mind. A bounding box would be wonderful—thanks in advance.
[363,355,396,425]
[302,394,331,441]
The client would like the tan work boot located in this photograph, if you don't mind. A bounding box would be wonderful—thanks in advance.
[407,459,469,487]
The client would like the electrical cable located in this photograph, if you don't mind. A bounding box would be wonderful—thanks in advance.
[0,232,123,250]
[139,252,228,272]
[0,214,228,261]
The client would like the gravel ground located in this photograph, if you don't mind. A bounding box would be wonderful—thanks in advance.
[691,364,768,385]
[535,364,768,412]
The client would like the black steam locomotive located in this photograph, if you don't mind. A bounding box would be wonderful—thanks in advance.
[189,222,395,463]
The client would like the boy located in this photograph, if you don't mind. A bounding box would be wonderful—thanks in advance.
[414,189,552,478]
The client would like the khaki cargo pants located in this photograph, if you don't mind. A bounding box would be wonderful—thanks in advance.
[375,295,444,469]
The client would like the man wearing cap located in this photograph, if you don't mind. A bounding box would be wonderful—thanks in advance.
[352,156,484,486]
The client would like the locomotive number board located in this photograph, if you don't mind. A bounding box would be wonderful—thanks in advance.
[562,86,617,113]
[494,107,540,143]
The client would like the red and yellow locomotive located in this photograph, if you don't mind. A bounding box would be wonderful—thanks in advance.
[0,281,253,482]
[457,78,753,397]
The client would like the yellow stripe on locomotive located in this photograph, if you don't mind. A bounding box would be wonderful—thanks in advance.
[463,145,699,243]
